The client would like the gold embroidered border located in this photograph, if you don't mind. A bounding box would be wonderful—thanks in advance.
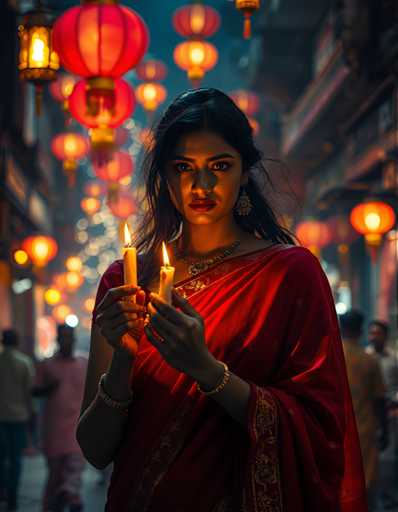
[247,388,283,512]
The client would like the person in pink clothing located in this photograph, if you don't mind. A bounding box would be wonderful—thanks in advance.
[33,324,87,512]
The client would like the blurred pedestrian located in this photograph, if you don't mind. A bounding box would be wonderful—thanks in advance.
[340,310,389,511]
[366,320,398,510]
[33,325,87,512]
[0,329,35,511]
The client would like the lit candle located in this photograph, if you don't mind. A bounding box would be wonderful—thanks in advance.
[123,223,137,301]
[159,242,175,304]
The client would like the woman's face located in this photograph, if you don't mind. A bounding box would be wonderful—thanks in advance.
[165,130,247,226]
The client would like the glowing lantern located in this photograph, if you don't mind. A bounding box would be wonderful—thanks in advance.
[296,220,332,258]
[174,40,218,86]
[108,191,136,219]
[136,59,167,82]
[65,256,83,273]
[230,90,260,116]
[81,197,101,216]
[51,132,89,186]
[13,249,29,266]
[173,4,220,39]
[53,2,148,116]
[49,73,76,111]
[235,0,260,39]
[84,181,105,198]
[53,304,72,323]
[65,271,84,292]
[93,151,134,201]
[69,78,135,151]
[136,83,167,112]
[44,288,62,306]
[22,235,58,267]
[350,201,396,261]
[83,297,96,313]
[18,6,60,114]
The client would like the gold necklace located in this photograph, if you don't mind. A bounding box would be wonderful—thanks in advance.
[176,240,241,277]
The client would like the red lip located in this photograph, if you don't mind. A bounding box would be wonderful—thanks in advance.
[189,200,217,211]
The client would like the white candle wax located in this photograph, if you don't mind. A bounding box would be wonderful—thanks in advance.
[159,242,175,304]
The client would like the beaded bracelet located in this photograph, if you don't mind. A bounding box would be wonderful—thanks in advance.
[97,374,133,416]
[196,362,230,396]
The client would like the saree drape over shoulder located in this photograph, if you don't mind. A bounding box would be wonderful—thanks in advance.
[93,245,367,512]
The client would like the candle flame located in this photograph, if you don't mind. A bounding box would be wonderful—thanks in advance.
[124,223,132,247]
[162,241,170,266]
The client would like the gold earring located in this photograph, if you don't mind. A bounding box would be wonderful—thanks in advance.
[235,188,252,216]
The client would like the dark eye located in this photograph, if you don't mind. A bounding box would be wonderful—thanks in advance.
[212,161,230,171]
[174,162,192,172]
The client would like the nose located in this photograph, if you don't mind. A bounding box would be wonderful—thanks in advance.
[192,167,217,193]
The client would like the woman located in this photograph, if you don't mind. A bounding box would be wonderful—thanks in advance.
[77,88,367,511]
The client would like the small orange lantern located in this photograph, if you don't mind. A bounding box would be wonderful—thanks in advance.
[93,151,134,202]
[81,197,101,216]
[65,256,83,273]
[173,4,221,39]
[53,304,72,323]
[108,190,136,219]
[65,271,84,292]
[350,201,396,261]
[83,297,96,314]
[136,83,167,112]
[235,0,260,39]
[49,73,76,111]
[51,132,89,186]
[84,181,105,198]
[136,59,167,82]
[22,235,58,267]
[296,220,332,258]
[174,40,218,86]
[44,287,62,306]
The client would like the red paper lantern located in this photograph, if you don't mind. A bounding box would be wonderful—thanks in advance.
[49,73,76,108]
[350,201,396,261]
[108,190,136,219]
[173,4,220,39]
[136,59,167,82]
[51,132,89,185]
[174,40,218,85]
[230,90,260,116]
[53,2,148,132]
[53,3,148,79]
[84,181,105,198]
[136,83,167,112]
[22,235,58,267]
[80,197,101,216]
[93,151,134,184]
[296,220,332,258]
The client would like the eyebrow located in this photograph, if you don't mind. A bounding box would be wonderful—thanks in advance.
[171,153,235,162]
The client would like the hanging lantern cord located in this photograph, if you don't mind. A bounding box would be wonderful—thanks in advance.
[243,11,252,39]
[35,83,44,116]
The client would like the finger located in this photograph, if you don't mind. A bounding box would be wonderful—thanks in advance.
[148,302,179,334]
[148,308,175,341]
[102,320,138,341]
[97,285,140,313]
[171,289,198,317]
[97,301,146,324]
[149,293,185,325]
[136,289,146,307]
[144,326,169,356]
[103,312,142,331]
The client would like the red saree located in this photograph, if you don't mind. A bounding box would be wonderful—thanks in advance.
[93,245,367,512]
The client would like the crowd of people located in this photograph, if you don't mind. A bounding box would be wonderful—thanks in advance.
[0,312,397,511]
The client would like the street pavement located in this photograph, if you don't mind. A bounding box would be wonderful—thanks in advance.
[12,454,107,512]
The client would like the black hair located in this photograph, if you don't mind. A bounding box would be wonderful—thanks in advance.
[134,88,296,286]
[369,320,389,336]
[2,329,18,347]
[339,309,364,338]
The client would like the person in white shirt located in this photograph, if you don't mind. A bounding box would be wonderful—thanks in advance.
[0,329,35,511]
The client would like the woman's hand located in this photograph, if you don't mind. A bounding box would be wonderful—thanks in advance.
[145,289,218,381]
[95,284,146,356]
